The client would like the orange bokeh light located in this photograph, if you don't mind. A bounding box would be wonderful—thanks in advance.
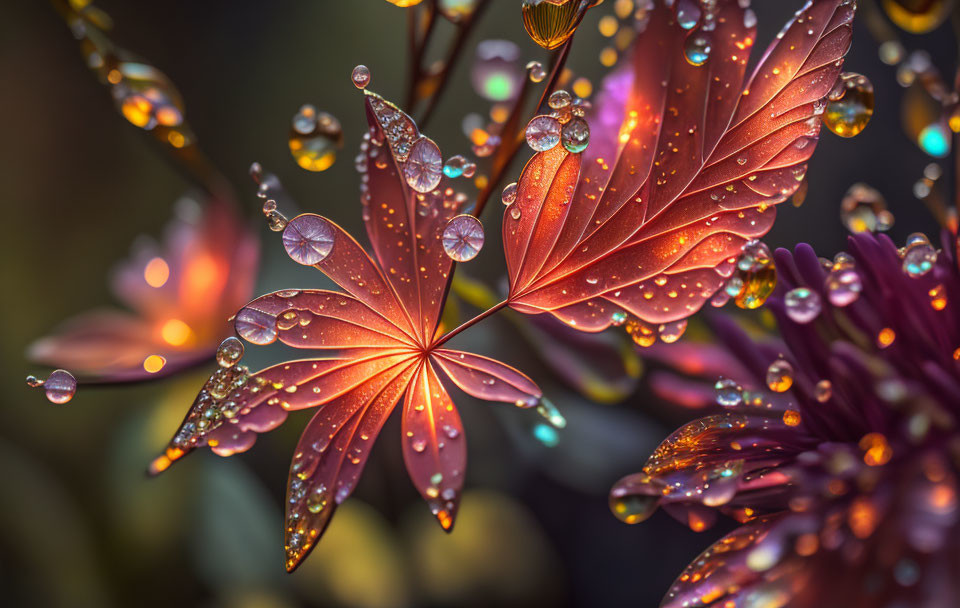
[144,257,170,288]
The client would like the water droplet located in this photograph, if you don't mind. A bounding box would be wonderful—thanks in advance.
[825,267,862,306]
[785,287,822,324]
[733,265,776,310]
[289,106,342,172]
[675,0,701,29]
[841,183,893,233]
[442,214,485,262]
[501,182,518,205]
[548,89,572,109]
[625,318,657,347]
[766,359,794,392]
[714,378,742,407]
[684,34,711,66]
[412,438,427,453]
[902,234,938,277]
[737,240,773,273]
[443,154,468,178]
[609,486,660,524]
[509,204,522,220]
[525,115,561,151]
[536,397,566,429]
[235,307,278,345]
[306,487,329,513]
[561,116,590,153]
[815,379,832,402]
[521,0,593,49]
[351,65,371,89]
[216,337,245,368]
[403,137,443,193]
[823,73,874,138]
[526,60,546,83]
[782,409,802,427]
[657,320,687,343]
[27,369,77,405]
[282,214,335,266]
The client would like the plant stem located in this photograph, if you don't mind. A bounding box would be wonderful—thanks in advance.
[432,299,508,348]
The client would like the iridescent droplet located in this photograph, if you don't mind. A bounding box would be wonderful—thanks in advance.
[823,73,874,138]
[29,369,77,405]
[766,359,794,393]
[351,65,371,89]
[235,307,279,345]
[609,482,661,524]
[548,89,572,109]
[525,115,561,152]
[657,320,687,344]
[441,215,485,262]
[902,234,938,277]
[684,34,711,66]
[714,378,742,407]
[216,337,245,368]
[825,267,862,307]
[784,287,822,324]
[733,265,776,310]
[501,182,518,205]
[737,240,773,273]
[561,116,590,153]
[443,154,468,178]
[282,214,335,266]
[403,137,443,193]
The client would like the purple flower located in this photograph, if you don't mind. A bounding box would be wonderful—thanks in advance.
[612,232,960,607]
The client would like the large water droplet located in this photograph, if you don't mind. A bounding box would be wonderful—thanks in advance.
[282,214,335,266]
[351,65,371,89]
[766,359,794,393]
[442,215,485,262]
[28,369,77,405]
[784,287,822,324]
[235,307,279,345]
[525,115,561,151]
[404,137,443,193]
[561,116,590,153]
[216,337,245,368]
[824,73,874,138]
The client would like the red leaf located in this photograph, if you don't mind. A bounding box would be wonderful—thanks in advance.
[504,0,854,331]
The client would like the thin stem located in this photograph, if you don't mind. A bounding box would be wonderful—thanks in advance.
[432,299,508,348]
[417,0,492,129]
[405,1,438,111]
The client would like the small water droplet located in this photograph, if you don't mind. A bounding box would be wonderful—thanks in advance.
[526,60,546,83]
[840,183,893,233]
[714,378,742,407]
[825,267,862,306]
[815,379,832,402]
[657,320,687,344]
[501,182,518,205]
[548,89,572,109]
[216,337,245,368]
[28,369,77,405]
[684,34,711,66]
[443,154,468,178]
[901,234,937,277]
[784,287,822,324]
[766,359,794,392]
[509,204,522,220]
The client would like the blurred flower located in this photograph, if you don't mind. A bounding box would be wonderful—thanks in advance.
[28,196,258,382]
[611,232,960,607]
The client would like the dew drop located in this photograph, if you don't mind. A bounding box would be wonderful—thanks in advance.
[766,359,794,393]
[714,378,742,407]
[609,486,660,524]
[282,214,335,266]
[561,116,590,153]
[289,106,342,172]
[823,73,874,138]
[509,204,522,220]
[840,183,893,233]
[441,214,485,262]
[27,369,77,405]
[902,235,938,277]
[784,287,822,324]
[684,34,711,66]
[216,337,245,368]
[501,182,518,205]
[548,89,572,109]
[443,154,468,178]
[526,60,546,83]
[825,267,862,306]
[235,307,279,345]
[657,320,687,344]
[403,137,443,193]
[675,0,701,29]
[525,115,562,151]
[351,65,371,89]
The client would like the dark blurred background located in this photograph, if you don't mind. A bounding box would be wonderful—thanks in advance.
[1,1,956,607]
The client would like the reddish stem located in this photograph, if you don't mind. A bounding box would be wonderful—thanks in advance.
[432,299,509,348]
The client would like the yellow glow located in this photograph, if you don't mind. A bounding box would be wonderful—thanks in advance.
[600,47,617,67]
[877,327,896,348]
[598,15,618,37]
[161,318,193,346]
[144,257,170,288]
[143,355,167,374]
[859,433,892,466]
[167,130,186,148]
[572,77,593,98]
[121,95,153,127]
[183,253,219,298]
